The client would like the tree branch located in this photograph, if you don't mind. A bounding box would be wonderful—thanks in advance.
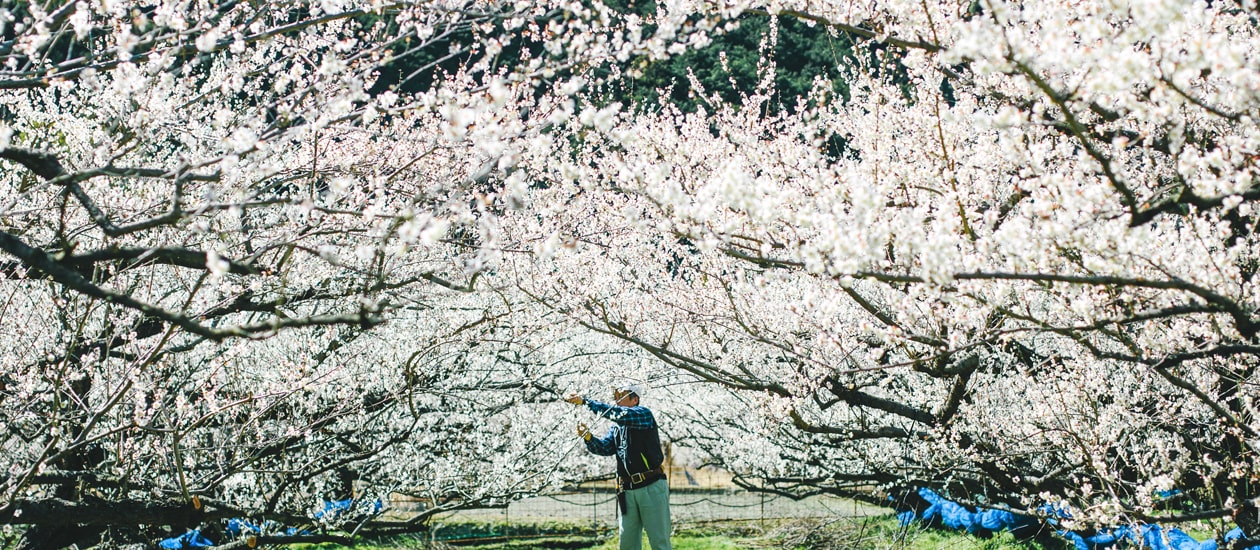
[0,147,66,180]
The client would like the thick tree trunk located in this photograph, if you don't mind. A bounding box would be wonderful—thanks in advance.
[15,525,103,550]
[0,498,213,526]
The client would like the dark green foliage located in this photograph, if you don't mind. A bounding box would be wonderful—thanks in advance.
[940,76,957,107]
[361,6,857,115]
[615,14,855,113]
[367,19,482,96]
[366,10,552,97]
[604,0,658,18]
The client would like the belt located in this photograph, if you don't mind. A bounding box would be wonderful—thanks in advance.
[619,466,665,490]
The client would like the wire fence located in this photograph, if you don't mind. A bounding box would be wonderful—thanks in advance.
[438,488,879,526]
[417,491,879,547]
[417,467,883,546]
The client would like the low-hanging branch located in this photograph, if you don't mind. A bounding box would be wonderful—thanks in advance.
[0,498,224,527]
[0,230,382,340]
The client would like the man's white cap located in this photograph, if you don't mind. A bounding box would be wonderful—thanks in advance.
[615,382,645,397]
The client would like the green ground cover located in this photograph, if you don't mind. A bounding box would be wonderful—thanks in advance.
[287,514,1072,549]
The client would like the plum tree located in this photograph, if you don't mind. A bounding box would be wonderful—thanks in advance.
[0,0,702,547]
[6,0,1260,548]
[513,0,1260,543]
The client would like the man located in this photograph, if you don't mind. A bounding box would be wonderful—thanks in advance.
[564,384,672,550]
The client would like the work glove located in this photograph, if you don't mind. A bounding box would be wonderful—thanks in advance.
[577,422,592,441]
[563,391,584,405]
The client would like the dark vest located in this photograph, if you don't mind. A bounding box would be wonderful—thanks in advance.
[615,425,664,479]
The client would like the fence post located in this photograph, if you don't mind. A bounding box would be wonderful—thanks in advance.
[665,440,672,491]
[760,491,765,529]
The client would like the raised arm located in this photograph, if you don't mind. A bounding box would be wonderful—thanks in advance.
[585,399,656,429]
[584,426,618,456]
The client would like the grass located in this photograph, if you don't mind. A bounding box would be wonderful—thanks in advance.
[283,514,1072,549]
[589,533,743,549]
[756,515,1064,550]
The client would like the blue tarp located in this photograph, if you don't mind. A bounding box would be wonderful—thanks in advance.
[1059,524,1216,550]
[160,498,383,547]
[225,517,261,538]
[899,488,1038,537]
[157,529,212,549]
[898,488,1243,550]
[225,517,302,538]
[314,498,383,521]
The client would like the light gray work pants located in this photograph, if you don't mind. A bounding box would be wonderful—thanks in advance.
[620,479,672,550]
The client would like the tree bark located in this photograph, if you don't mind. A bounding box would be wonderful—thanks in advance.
[0,498,217,527]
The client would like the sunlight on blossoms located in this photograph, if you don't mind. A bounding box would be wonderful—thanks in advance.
[2,0,1260,547]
